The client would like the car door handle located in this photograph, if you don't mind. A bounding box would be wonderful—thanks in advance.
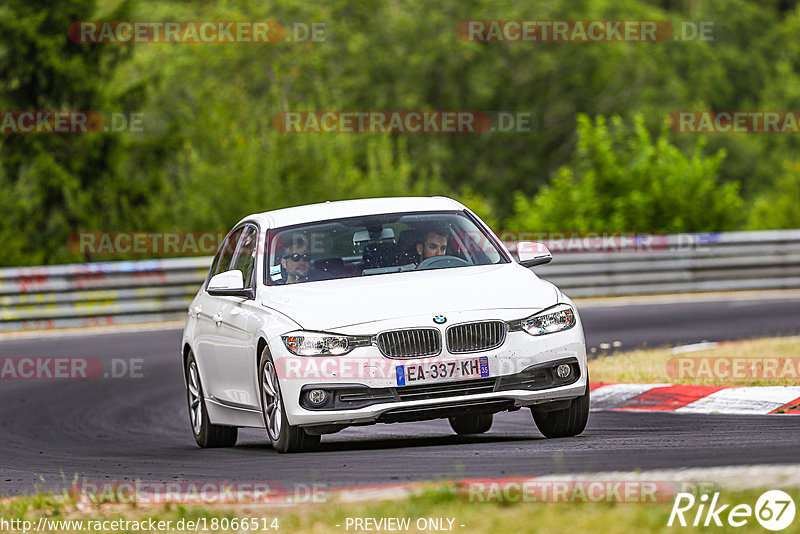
[212,313,222,326]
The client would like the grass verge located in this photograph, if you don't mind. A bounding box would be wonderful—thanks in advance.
[2,485,799,533]
[588,335,800,386]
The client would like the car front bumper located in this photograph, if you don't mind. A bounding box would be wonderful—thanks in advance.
[271,311,588,427]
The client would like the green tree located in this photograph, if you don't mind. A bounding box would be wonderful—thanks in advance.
[5,0,800,266]
[507,114,743,233]
[747,162,800,229]
[0,0,169,265]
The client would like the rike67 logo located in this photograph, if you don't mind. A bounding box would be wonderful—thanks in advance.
[668,490,796,531]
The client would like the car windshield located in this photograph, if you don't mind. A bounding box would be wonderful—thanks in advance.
[266,210,508,285]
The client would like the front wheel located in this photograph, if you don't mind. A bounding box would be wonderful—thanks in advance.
[185,353,238,448]
[531,382,590,438]
[259,348,320,453]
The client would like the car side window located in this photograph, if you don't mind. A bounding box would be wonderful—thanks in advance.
[211,228,243,278]
[231,225,258,289]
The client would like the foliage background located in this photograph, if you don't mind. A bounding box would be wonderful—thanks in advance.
[2,0,800,265]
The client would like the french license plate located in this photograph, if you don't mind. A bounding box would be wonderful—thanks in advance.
[395,356,490,386]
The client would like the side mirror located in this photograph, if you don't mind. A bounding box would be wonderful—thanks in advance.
[207,270,253,298]
[517,241,553,267]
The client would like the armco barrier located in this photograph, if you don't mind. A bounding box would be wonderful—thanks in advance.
[0,257,212,332]
[510,229,800,297]
[1,230,799,332]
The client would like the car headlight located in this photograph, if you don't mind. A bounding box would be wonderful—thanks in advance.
[510,304,576,336]
[281,331,371,356]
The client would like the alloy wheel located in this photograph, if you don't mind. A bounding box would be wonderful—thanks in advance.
[261,361,282,441]
[187,361,203,436]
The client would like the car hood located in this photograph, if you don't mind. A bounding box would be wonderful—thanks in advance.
[260,264,559,331]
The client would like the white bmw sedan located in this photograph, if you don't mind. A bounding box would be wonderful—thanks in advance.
[181,197,589,452]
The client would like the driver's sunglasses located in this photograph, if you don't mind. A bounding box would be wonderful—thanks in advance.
[284,253,312,262]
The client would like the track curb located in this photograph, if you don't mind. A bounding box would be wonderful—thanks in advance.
[590,382,800,414]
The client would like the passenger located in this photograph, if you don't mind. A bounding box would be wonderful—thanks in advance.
[280,237,312,284]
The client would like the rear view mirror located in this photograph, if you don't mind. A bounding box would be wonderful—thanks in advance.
[517,241,553,267]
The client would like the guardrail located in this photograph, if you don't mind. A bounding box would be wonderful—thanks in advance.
[509,229,800,297]
[0,257,212,332]
[1,230,799,332]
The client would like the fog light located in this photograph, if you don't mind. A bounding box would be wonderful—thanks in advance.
[555,364,572,379]
[306,389,327,405]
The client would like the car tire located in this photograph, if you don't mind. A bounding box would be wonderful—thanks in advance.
[259,347,320,454]
[531,380,590,438]
[448,413,493,435]
[186,352,238,448]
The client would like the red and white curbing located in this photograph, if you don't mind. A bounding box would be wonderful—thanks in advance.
[590,383,800,414]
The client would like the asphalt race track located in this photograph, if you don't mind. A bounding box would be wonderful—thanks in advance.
[1,295,799,496]
[579,295,800,352]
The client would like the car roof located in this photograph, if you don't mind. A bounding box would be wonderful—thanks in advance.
[239,196,468,229]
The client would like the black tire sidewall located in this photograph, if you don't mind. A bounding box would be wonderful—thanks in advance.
[532,378,590,438]
[449,413,493,434]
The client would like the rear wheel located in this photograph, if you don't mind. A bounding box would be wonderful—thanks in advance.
[259,348,320,453]
[448,413,493,435]
[185,353,238,448]
[531,382,590,438]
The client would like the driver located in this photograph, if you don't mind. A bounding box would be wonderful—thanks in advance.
[415,228,448,265]
[280,235,312,284]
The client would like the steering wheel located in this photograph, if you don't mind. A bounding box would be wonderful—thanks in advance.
[416,255,471,270]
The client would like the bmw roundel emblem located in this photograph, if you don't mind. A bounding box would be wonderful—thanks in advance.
[433,315,447,325]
